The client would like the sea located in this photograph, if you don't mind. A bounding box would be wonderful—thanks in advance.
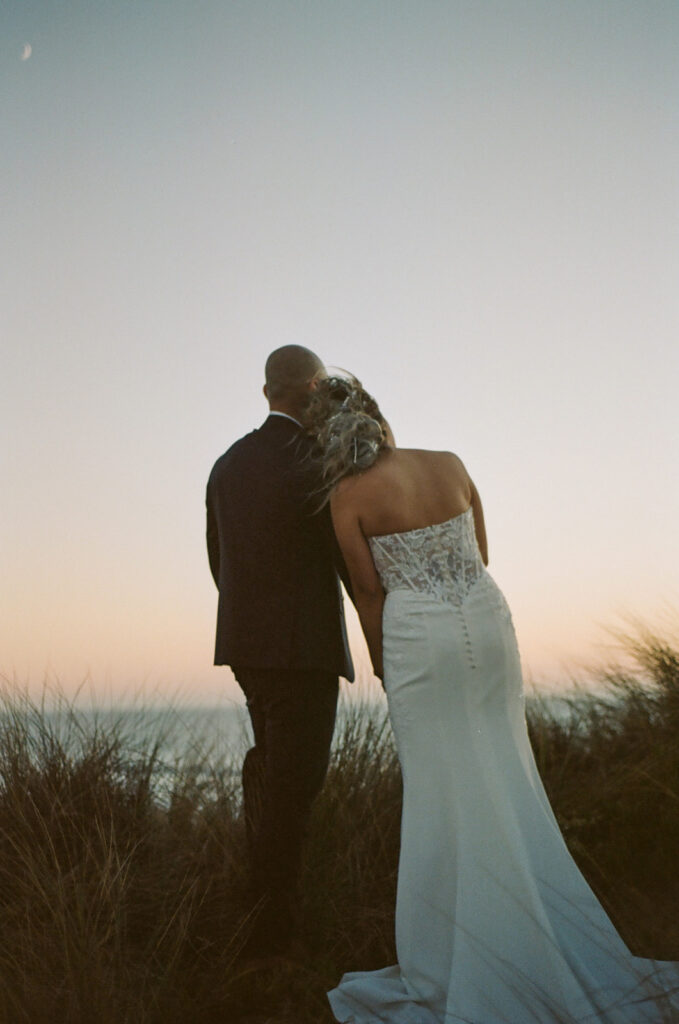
[4,690,578,806]
[19,690,577,760]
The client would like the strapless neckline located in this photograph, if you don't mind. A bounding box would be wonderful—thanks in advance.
[368,504,473,543]
[366,505,483,606]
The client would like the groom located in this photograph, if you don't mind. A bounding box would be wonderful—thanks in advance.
[206,345,354,955]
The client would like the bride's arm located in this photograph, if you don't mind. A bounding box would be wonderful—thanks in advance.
[449,452,488,566]
[330,491,385,682]
[469,478,489,566]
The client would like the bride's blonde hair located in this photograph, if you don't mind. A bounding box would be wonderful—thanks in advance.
[303,374,389,499]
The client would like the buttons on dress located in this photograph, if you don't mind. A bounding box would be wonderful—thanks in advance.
[457,606,477,670]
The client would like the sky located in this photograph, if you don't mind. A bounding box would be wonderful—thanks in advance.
[2,0,678,706]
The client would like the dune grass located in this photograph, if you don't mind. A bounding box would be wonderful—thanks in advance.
[0,623,677,1023]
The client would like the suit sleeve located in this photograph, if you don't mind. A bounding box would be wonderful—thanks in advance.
[206,478,220,587]
[331,522,355,605]
[295,436,356,603]
[316,502,355,605]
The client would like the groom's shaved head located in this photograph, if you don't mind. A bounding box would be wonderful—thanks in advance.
[265,345,325,402]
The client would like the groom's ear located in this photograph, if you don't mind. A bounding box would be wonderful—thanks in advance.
[263,384,269,400]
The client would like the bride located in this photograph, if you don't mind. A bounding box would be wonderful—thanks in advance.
[304,375,679,1024]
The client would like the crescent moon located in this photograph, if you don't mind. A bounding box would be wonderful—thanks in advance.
[21,43,32,61]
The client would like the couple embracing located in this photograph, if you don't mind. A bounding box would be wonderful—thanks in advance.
[207,346,678,1023]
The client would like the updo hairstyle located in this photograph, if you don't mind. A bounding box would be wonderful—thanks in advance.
[303,374,389,495]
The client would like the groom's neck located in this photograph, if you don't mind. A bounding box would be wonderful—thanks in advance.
[268,400,305,422]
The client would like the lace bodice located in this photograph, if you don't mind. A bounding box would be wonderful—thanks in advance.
[368,506,485,605]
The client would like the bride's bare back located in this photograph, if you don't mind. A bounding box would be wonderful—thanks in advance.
[332,446,488,563]
[330,444,488,680]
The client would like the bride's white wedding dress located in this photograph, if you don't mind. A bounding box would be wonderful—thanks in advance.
[328,507,679,1023]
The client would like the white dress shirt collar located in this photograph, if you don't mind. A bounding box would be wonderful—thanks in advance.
[268,410,303,428]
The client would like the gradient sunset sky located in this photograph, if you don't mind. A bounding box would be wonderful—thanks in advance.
[3,1,678,704]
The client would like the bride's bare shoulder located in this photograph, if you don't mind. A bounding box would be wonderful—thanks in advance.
[404,447,467,469]
[411,449,471,489]
[403,450,467,462]
[330,472,366,513]
[330,454,391,516]
[442,449,468,471]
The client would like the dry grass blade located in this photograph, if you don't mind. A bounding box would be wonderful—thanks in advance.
[0,619,677,1021]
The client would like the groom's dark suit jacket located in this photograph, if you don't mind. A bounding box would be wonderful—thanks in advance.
[206,414,354,680]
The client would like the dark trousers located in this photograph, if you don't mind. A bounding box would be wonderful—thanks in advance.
[232,667,339,923]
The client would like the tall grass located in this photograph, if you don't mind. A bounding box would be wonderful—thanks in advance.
[0,622,677,1023]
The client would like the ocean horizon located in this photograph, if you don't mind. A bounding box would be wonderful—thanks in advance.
[1,690,580,769]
